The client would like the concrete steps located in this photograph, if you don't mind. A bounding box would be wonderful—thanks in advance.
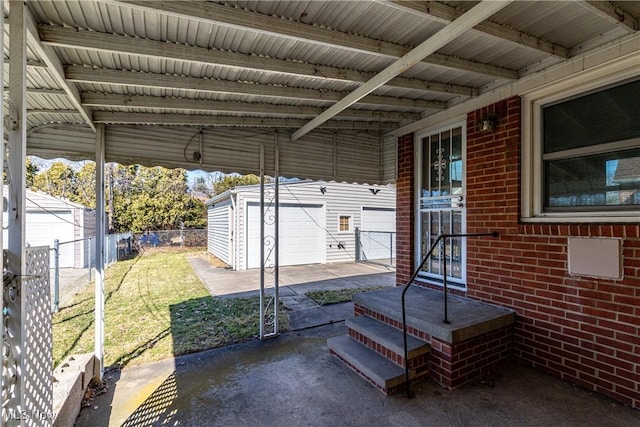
[329,286,516,393]
[328,335,420,395]
[328,314,430,395]
[346,315,430,366]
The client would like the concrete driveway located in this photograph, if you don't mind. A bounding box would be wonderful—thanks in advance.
[190,256,392,299]
[187,258,396,330]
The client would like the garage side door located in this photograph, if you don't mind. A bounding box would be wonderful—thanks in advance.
[27,211,75,268]
[246,202,324,269]
[360,207,396,262]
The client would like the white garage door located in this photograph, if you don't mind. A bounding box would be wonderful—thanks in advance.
[27,211,75,268]
[360,207,396,262]
[246,202,324,269]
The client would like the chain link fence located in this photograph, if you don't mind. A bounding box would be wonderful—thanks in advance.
[355,228,396,268]
[50,230,205,311]
[135,229,207,249]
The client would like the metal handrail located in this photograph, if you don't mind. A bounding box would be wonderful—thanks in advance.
[401,231,498,398]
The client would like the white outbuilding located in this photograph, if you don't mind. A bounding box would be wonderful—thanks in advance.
[206,181,395,270]
[3,186,96,268]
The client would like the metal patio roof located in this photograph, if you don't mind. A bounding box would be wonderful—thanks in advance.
[4,0,640,177]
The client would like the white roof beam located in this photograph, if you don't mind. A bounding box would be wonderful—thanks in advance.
[92,112,399,129]
[24,8,95,131]
[291,0,512,141]
[81,93,421,122]
[66,66,446,110]
[39,25,476,98]
[387,1,570,58]
[578,1,639,33]
[104,0,517,80]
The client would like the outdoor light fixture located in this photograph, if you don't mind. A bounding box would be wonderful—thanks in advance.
[479,113,498,132]
[320,186,327,194]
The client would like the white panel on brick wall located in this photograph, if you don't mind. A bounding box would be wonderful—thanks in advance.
[568,237,622,279]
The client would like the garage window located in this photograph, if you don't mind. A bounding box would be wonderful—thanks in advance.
[339,215,351,232]
[522,69,640,222]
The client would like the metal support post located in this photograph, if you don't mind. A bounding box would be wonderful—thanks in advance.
[259,144,265,339]
[95,124,106,380]
[0,0,5,417]
[3,2,28,421]
[53,240,59,313]
[258,136,280,340]
[273,135,279,336]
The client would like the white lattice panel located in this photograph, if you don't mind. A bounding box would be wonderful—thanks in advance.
[24,247,53,426]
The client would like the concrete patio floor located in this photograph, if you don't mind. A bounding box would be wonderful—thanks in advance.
[76,321,640,427]
[74,262,640,426]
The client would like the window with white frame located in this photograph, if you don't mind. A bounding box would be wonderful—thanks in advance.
[523,73,640,222]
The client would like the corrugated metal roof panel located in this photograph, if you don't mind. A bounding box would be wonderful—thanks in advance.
[19,0,640,181]
[491,1,620,48]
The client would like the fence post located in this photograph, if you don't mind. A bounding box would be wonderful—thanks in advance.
[355,227,361,262]
[390,232,393,266]
[53,239,60,312]
[88,236,93,282]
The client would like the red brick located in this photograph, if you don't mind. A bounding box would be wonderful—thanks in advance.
[395,96,640,409]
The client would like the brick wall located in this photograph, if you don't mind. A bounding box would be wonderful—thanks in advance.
[431,326,513,389]
[396,95,640,409]
[396,133,414,286]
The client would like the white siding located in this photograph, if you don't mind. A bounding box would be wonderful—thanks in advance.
[225,181,395,270]
[207,198,233,265]
[27,211,75,268]
[4,188,94,268]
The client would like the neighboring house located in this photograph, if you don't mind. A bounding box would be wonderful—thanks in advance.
[3,186,96,268]
[206,181,395,270]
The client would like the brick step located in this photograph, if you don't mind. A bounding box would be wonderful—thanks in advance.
[346,315,430,367]
[328,335,428,395]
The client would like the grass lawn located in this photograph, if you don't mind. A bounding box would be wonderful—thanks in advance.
[52,248,287,368]
[305,286,390,305]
